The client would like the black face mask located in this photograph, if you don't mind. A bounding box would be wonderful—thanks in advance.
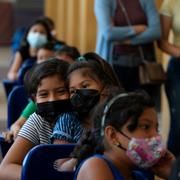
[36,99,72,123]
[70,89,100,119]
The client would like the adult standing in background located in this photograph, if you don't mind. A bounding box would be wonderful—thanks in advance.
[94,0,161,110]
[159,0,180,157]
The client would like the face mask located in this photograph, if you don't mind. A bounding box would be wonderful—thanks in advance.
[119,134,165,168]
[27,32,47,48]
[36,99,72,123]
[117,132,165,168]
[70,89,100,119]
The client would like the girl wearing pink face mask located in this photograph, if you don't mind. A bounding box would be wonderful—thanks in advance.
[73,91,175,180]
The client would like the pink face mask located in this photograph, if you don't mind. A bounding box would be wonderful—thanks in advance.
[126,135,165,168]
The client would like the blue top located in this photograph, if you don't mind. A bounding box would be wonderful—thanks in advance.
[94,0,161,64]
[74,154,147,180]
[51,112,83,143]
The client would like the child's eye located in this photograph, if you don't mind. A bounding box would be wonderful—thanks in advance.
[82,84,90,88]
[139,124,150,130]
[38,93,48,98]
[57,89,67,95]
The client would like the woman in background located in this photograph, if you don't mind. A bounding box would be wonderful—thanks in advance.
[159,0,180,157]
[94,0,161,111]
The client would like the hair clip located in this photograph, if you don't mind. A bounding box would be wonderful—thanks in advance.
[77,56,86,62]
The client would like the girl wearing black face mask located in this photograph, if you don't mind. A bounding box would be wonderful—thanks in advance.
[0,59,71,180]
[51,52,124,171]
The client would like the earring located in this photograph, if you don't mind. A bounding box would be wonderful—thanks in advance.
[114,142,121,147]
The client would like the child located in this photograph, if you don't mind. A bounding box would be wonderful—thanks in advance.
[0,58,71,179]
[55,45,80,64]
[36,42,55,63]
[2,43,56,142]
[51,52,123,171]
[74,91,174,179]
[7,19,54,81]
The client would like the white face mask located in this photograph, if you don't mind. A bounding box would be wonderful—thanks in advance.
[27,32,47,48]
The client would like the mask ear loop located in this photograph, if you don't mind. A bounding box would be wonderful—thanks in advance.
[100,93,129,136]
[76,56,86,62]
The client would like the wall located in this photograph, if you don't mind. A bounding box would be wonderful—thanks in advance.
[45,0,96,54]
[0,1,13,45]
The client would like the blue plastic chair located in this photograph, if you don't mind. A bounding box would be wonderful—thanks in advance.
[21,144,76,180]
[0,85,29,158]
[7,85,29,128]
[17,58,35,84]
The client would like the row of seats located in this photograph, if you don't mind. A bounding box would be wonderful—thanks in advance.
[21,144,75,180]
[0,85,28,157]
[21,143,154,180]
[0,58,33,156]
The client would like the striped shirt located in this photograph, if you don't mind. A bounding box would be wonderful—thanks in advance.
[18,112,52,145]
[51,112,83,143]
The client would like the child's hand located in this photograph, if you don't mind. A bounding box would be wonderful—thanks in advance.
[151,150,175,179]
[2,125,21,143]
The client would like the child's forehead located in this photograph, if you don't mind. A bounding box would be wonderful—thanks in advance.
[71,67,92,77]
[39,74,63,84]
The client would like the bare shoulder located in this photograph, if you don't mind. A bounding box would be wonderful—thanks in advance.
[76,156,114,180]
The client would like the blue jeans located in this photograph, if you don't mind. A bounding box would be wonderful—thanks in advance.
[165,57,180,157]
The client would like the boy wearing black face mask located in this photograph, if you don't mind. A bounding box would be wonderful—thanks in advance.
[51,52,123,171]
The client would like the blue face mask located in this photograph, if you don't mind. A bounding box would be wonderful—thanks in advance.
[27,32,48,48]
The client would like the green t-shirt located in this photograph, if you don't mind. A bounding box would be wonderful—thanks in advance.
[21,100,37,119]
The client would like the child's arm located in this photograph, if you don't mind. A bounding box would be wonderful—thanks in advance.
[2,101,36,142]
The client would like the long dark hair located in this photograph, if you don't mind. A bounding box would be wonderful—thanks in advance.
[72,91,155,165]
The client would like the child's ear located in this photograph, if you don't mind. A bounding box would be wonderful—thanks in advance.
[104,126,119,145]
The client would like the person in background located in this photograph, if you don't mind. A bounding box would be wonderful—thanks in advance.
[73,91,175,180]
[94,0,161,111]
[158,0,180,157]
[0,59,71,180]
[55,45,80,64]
[7,19,54,81]
[36,42,55,63]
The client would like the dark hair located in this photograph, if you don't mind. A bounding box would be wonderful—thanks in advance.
[39,42,56,51]
[24,58,69,97]
[67,52,123,89]
[37,16,55,30]
[55,45,80,60]
[72,91,155,165]
[20,19,53,49]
